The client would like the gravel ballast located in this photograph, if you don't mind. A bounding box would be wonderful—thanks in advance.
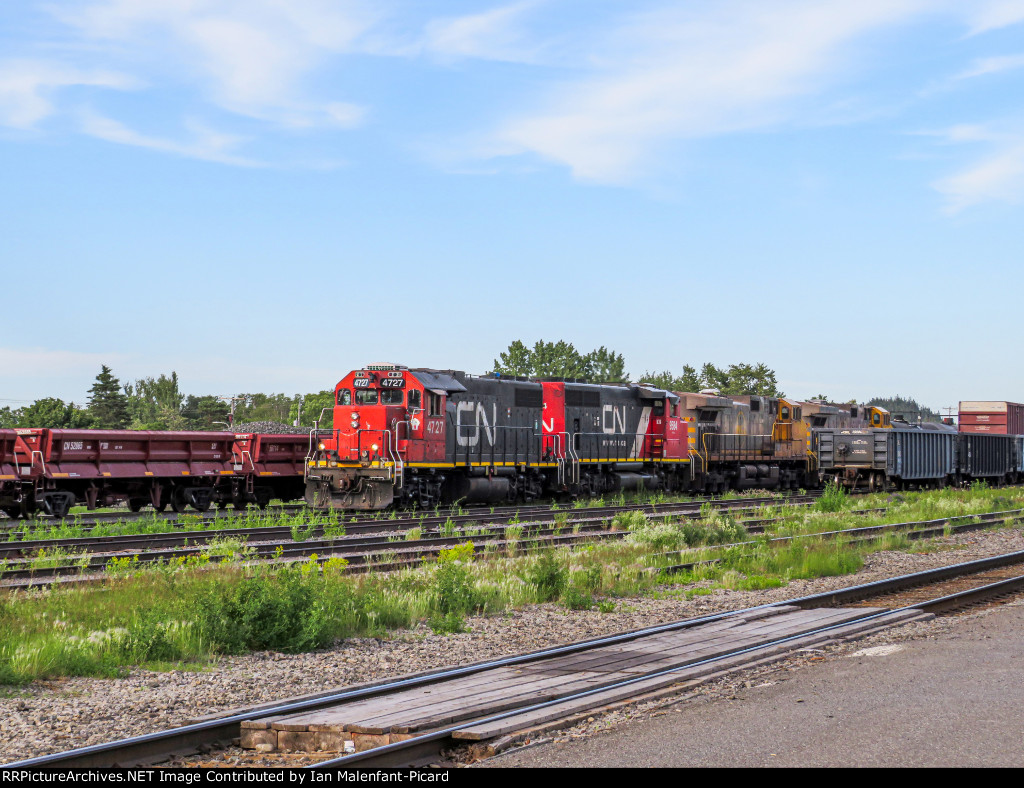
[2,526,1023,764]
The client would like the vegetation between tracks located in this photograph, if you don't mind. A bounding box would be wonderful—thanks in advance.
[1,485,1022,684]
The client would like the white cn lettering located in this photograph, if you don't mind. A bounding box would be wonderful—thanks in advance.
[456,402,498,447]
[456,402,478,447]
[602,405,626,435]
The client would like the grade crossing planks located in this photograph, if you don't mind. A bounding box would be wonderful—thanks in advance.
[240,605,891,754]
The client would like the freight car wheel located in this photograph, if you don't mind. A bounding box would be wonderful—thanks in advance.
[170,487,189,514]
[1,506,20,520]
[128,498,146,513]
[254,489,272,510]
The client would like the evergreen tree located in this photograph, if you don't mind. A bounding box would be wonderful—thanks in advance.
[87,366,130,428]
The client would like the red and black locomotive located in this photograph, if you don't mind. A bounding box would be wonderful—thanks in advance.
[305,364,691,510]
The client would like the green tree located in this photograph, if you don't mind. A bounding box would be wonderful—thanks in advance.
[233,393,297,425]
[16,398,92,428]
[289,391,335,428]
[584,346,628,383]
[639,365,700,392]
[531,340,588,379]
[125,372,187,430]
[493,340,626,382]
[867,395,941,423]
[639,363,781,396]
[87,366,130,428]
[492,340,533,377]
[181,395,231,430]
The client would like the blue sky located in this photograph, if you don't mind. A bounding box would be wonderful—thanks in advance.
[1,0,1023,413]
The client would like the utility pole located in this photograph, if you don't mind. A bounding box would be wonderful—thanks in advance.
[217,395,242,426]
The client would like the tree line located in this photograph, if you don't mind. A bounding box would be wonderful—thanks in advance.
[0,346,941,431]
[492,340,783,396]
[0,365,334,431]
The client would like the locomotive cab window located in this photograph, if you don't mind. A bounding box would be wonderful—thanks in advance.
[356,390,379,405]
[337,389,352,406]
[381,390,404,405]
[408,390,422,410]
[780,406,790,420]
[427,391,443,417]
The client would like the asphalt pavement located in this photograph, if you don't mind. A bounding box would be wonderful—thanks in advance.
[481,601,1024,768]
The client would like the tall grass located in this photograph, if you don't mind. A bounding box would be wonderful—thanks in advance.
[2,485,1019,685]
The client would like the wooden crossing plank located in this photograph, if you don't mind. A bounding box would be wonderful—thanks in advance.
[451,609,927,742]
[352,608,887,733]
[246,606,885,739]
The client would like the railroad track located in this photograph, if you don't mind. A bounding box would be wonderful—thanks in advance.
[10,547,1024,769]
[0,490,818,532]
[0,494,820,588]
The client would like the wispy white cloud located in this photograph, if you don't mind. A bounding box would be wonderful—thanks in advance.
[482,0,930,182]
[79,110,262,166]
[955,53,1024,79]
[420,1,544,64]
[0,58,136,129]
[965,0,1024,35]
[51,0,376,128]
[930,125,1024,212]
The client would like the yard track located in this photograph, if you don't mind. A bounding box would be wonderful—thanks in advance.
[0,494,821,587]
[9,547,1024,769]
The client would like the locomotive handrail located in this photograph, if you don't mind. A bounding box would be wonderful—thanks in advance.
[387,422,408,489]
[571,431,645,464]
[452,424,543,468]
[701,432,772,461]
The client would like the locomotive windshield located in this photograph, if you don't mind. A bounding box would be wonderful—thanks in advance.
[381,390,404,405]
[356,390,379,405]
[337,389,352,406]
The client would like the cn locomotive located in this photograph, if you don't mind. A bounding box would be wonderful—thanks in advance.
[303,364,890,511]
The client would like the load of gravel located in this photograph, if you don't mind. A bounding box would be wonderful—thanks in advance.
[230,421,309,435]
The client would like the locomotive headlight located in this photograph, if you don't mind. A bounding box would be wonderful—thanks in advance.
[318,442,325,451]
[371,443,379,452]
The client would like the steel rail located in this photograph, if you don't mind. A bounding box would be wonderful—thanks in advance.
[8,547,1024,769]
[0,494,816,553]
